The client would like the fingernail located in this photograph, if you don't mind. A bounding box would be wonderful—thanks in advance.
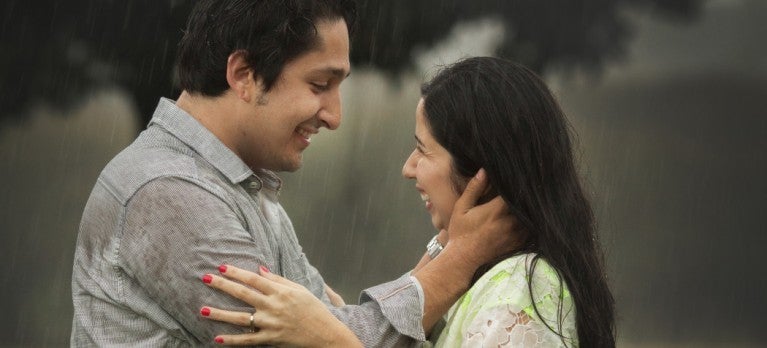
[475,169,485,180]
[215,336,224,344]
[218,264,227,273]
[259,265,270,274]
[200,307,211,316]
[202,274,213,284]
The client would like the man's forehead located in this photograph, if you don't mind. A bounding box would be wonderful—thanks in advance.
[307,20,351,75]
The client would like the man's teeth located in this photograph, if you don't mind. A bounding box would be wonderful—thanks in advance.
[297,129,312,141]
[420,193,430,202]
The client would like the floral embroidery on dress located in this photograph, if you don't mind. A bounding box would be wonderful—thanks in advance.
[435,254,578,347]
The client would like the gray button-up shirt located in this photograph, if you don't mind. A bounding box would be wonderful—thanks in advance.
[71,98,425,347]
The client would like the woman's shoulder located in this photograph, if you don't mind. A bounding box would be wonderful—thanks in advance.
[439,253,578,347]
[466,253,573,320]
[473,253,563,290]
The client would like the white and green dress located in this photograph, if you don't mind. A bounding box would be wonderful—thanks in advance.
[435,253,578,347]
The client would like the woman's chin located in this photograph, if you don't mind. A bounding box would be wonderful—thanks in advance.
[431,217,447,231]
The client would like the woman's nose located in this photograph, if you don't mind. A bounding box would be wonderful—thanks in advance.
[402,150,417,179]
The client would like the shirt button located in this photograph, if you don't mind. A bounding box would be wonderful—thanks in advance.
[248,181,261,190]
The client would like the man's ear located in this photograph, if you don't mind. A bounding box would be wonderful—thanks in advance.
[226,50,262,103]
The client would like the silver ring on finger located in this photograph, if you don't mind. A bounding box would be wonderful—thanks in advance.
[249,311,257,333]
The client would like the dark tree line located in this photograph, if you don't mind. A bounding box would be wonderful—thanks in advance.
[0,0,701,130]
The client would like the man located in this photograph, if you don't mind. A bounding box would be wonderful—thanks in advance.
[71,0,515,346]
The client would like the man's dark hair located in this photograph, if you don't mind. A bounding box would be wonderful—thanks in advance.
[177,0,357,96]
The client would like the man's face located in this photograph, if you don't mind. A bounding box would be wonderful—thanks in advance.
[241,19,350,172]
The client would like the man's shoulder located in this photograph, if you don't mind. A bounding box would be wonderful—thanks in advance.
[97,131,215,204]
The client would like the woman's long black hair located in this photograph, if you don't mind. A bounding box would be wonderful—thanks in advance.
[421,57,615,347]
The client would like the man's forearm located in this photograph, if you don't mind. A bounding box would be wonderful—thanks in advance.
[413,242,479,332]
[412,252,432,274]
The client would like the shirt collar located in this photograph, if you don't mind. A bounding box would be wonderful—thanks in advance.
[148,97,265,186]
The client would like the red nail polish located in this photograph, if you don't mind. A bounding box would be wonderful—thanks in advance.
[219,264,227,273]
[215,336,224,344]
[200,307,211,316]
[202,274,213,284]
[259,265,270,274]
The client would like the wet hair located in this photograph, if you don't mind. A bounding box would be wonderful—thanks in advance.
[177,0,357,96]
[421,57,615,347]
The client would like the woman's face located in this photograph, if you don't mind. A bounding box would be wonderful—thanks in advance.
[402,98,461,231]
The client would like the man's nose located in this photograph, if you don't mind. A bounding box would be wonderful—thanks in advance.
[319,90,341,130]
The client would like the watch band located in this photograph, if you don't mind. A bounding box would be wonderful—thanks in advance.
[426,235,444,259]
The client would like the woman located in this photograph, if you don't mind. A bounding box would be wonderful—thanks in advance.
[201,57,615,347]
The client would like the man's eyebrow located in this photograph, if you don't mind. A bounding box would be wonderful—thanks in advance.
[312,67,351,79]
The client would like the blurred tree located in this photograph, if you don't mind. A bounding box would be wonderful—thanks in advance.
[0,0,701,130]
[0,0,193,127]
[354,0,702,73]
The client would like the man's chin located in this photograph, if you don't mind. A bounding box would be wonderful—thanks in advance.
[266,153,305,172]
[282,158,303,172]
[284,164,302,172]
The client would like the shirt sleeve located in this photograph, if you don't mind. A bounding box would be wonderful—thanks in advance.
[325,273,425,347]
[118,177,269,343]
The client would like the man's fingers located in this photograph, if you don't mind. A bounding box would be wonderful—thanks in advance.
[484,195,510,216]
[483,195,516,228]
[454,168,489,212]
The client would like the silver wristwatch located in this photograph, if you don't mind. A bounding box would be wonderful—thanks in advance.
[426,235,444,259]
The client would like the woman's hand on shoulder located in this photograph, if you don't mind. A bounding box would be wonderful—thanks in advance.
[199,264,362,347]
